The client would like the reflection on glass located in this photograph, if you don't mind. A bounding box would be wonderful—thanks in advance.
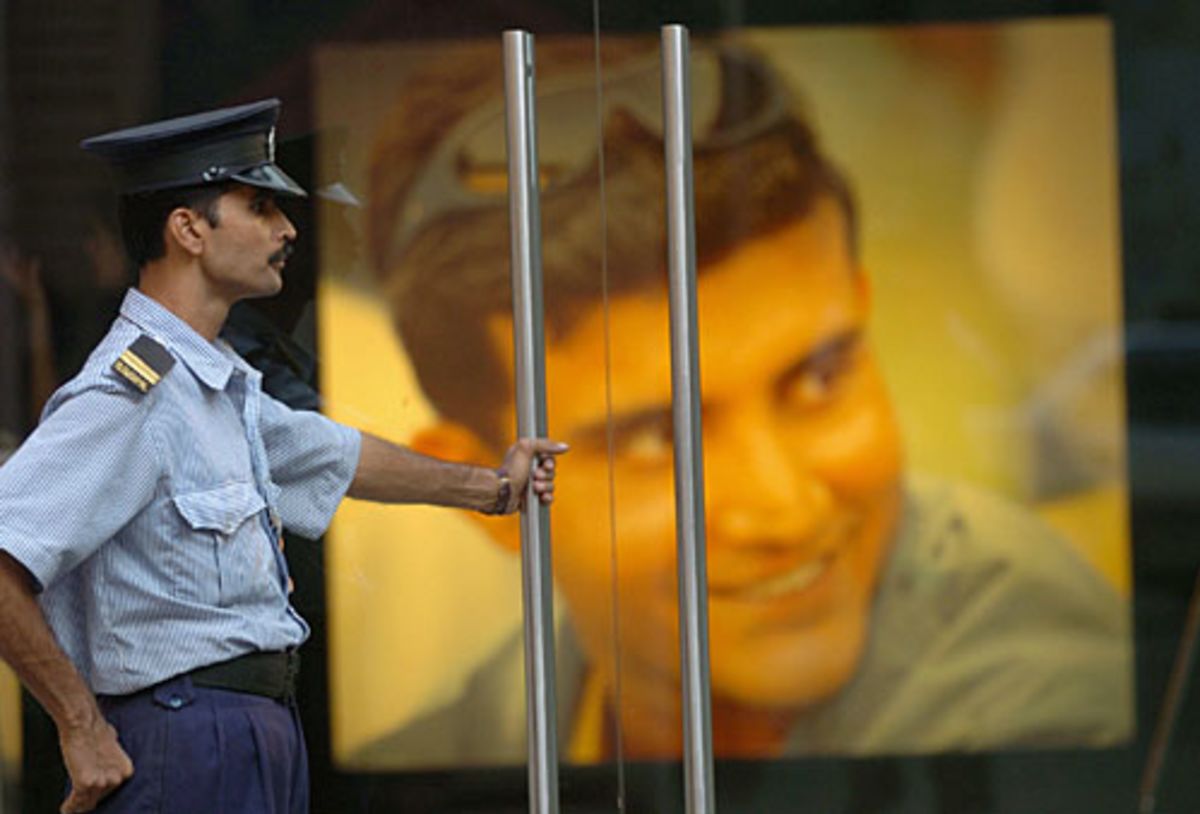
[320,18,1131,771]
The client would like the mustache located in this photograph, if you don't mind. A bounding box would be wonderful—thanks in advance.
[269,241,296,266]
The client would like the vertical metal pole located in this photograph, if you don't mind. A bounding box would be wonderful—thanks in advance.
[661,24,716,814]
[503,29,561,814]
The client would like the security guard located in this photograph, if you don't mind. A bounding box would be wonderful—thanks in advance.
[0,99,565,814]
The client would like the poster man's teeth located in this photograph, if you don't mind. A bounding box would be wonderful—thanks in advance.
[743,558,831,600]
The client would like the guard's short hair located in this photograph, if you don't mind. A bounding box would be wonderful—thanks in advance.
[117,184,227,269]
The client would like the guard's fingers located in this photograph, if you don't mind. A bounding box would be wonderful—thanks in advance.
[61,777,119,814]
[61,761,130,813]
[61,788,94,814]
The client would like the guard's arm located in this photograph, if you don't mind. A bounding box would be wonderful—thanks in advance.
[346,433,566,514]
[0,552,132,813]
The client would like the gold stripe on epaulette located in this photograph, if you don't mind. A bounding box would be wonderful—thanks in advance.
[113,358,151,393]
[119,350,161,385]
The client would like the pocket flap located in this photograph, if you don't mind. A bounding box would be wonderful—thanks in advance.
[172,481,266,534]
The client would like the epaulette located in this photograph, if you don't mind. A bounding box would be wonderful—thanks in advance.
[112,335,175,394]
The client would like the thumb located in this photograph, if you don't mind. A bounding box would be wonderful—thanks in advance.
[530,439,569,456]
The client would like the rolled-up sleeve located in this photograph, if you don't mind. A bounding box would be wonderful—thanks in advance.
[258,391,361,539]
[0,385,160,591]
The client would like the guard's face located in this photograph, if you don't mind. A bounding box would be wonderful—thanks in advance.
[507,199,903,739]
[200,185,296,300]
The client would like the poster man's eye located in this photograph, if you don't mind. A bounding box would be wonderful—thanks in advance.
[778,335,861,412]
[613,411,674,466]
[785,367,840,408]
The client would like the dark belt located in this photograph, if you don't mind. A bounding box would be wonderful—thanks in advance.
[189,650,300,702]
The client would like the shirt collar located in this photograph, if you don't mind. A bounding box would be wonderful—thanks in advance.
[119,288,252,390]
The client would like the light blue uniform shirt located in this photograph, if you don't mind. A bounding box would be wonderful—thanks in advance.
[0,289,362,694]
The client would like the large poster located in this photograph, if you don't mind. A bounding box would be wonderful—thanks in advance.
[316,19,1131,768]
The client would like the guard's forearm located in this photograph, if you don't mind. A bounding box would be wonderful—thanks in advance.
[0,552,102,731]
[347,432,501,513]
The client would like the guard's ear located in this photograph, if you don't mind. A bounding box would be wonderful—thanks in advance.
[410,422,521,553]
[164,206,207,258]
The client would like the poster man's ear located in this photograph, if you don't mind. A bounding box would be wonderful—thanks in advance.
[409,422,521,553]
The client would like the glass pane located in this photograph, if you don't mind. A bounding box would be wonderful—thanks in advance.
[590,2,1198,813]
[312,15,615,814]
[312,12,633,814]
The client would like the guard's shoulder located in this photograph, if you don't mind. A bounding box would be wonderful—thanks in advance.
[111,334,176,395]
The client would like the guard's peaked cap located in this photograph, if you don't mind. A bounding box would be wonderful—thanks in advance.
[80,99,306,198]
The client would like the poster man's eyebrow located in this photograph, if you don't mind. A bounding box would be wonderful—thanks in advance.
[774,329,862,390]
[573,404,673,447]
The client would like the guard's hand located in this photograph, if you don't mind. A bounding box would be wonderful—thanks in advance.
[58,715,133,813]
[500,438,569,513]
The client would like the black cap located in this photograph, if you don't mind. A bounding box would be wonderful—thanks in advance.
[80,99,307,198]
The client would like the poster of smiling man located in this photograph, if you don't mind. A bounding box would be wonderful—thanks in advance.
[314,17,1131,768]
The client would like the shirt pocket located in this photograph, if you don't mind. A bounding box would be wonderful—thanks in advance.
[171,481,269,607]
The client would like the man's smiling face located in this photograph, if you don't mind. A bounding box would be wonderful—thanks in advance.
[495,197,904,730]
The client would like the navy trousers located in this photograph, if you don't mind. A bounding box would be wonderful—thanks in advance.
[86,675,309,814]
